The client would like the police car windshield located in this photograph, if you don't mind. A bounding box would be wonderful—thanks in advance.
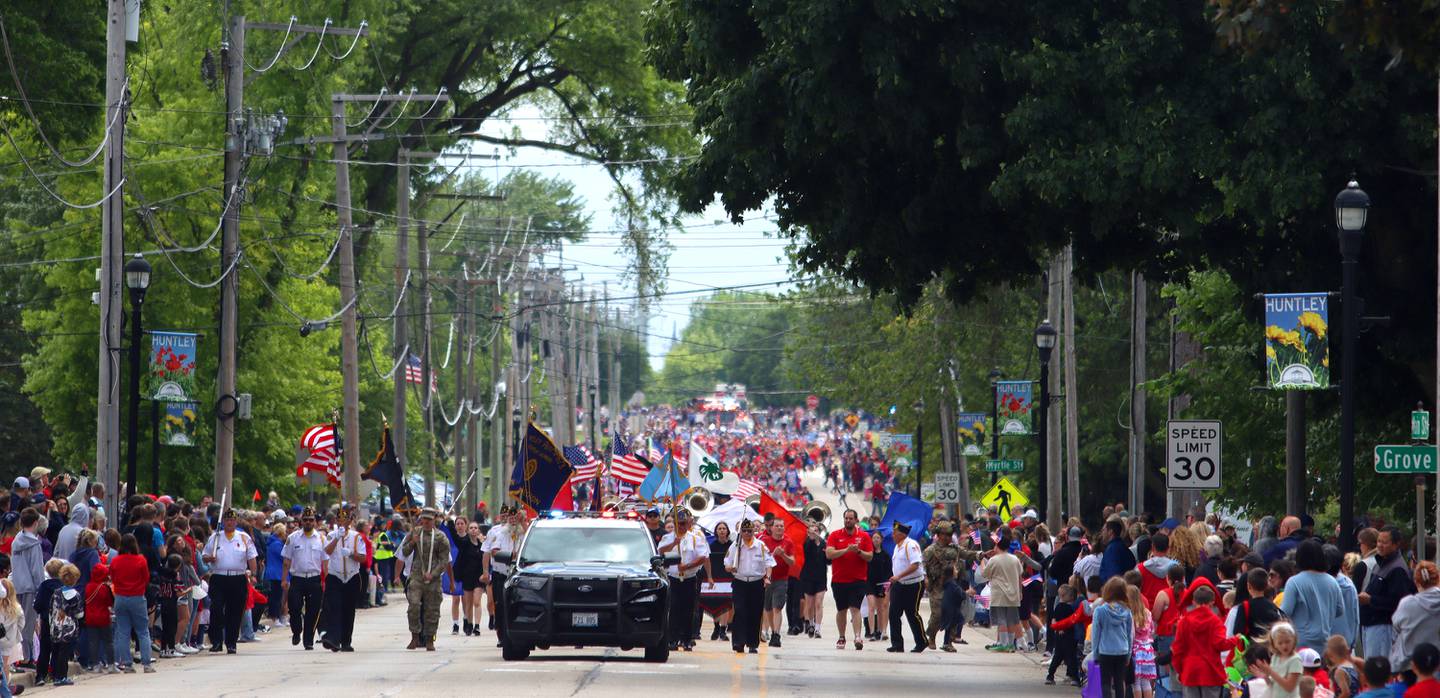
[519,527,653,567]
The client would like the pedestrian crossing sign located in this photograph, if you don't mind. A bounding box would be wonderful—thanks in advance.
[978,477,1029,519]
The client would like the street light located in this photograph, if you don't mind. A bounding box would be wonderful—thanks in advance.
[124,254,152,497]
[1335,178,1370,551]
[1035,319,1057,524]
[988,367,1002,484]
[912,398,926,497]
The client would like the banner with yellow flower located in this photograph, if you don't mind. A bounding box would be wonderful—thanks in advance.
[1264,293,1330,390]
[162,401,199,447]
[957,412,989,456]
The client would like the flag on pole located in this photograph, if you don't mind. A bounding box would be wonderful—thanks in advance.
[509,421,575,512]
[732,478,763,500]
[297,423,341,487]
[609,436,649,485]
[758,492,807,573]
[564,445,602,483]
[639,452,690,501]
[363,423,415,512]
[404,353,438,393]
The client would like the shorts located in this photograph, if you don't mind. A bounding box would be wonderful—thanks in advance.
[802,578,827,596]
[764,580,789,610]
[990,605,1021,627]
[868,582,887,598]
[831,581,866,611]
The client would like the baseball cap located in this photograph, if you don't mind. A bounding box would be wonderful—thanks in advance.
[11,477,27,489]
[1022,509,1038,520]
[28,467,49,482]
[1242,552,1265,569]
[1159,518,1181,531]
[1298,648,1321,668]
[1067,526,1084,541]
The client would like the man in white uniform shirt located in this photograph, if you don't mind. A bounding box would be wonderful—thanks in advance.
[886,522,927,654]
[320,509,366,652]
[281,508,327,650]
[725,519,774,654]
[657,509,711,652]
[482,506,525,647]
[202,509,258,654]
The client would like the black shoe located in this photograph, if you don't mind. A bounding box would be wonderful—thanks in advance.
[769,635,781,648]
[718,628,729,641]
[340,646,355,653]
[488,617,495,630]
[292,634,301,647]
[710,626,721,641]
[226,647,237,654]
[304,645,314,650]
[463,620,473,636]
[787,627,802,636]
[209,644,223,653]
[321,637,336,651]
[1045,677,1056,686]
[886,646,904,653]
[668,642,680,652]
[748,647,758,654]
[910,646,925,653]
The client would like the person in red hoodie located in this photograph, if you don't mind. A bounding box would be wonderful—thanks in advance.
[82,562,114,672]
[1170,585,1242,698]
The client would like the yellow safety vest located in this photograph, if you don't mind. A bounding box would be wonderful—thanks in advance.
[373,531,396,560]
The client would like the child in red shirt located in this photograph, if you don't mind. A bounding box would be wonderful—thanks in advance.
[83,562,114,671]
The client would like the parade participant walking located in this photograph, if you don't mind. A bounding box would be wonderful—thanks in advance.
[866,530,890,642]
[759,518,794,648]
[483,506,524,643]
[885,522,926,654]
[801,521,829,638]
[825,508,874,650]
[657,509,711,652]
[725,519,773,654]
[402,508,452,651]
[320,510,365,652]
[281,508,327,650]
[202,509,258,654]
[923,523,961,651]
[454,520,486,637]
[1358,527,1415,659]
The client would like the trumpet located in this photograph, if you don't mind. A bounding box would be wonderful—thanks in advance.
[681,487,713,516]
[802,500,831,526]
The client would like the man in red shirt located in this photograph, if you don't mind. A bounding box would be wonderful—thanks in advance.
[760,519,795,648]
[826,509,874,650]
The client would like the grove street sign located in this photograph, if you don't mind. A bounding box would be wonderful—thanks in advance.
[1374,444,1439,474]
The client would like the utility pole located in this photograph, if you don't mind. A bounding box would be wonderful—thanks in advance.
[1047,253,1064,529]
[328,91,446,503]
[98,0,128,516]
[1062,245,1081,519]
[419,220,435,506]
[489,248,505,511]
[589,294,599,452]
[393,149,411,474]
[1130,270,1149,515]
[216,17,364,503]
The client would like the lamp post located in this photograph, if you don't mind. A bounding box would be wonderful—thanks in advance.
[124,254,151,498]
[511,405,523,473]
[989,367,1002,484]
[1335,178,1370,552]
[1035,319,1057,523]
[912,398,926,497]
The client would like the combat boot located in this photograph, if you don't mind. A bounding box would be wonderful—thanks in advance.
[407,633,420,650]
[426,635,437,651]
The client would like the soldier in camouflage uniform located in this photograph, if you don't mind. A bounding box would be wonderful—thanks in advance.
[923,523,963,650]
[402,508,453,650]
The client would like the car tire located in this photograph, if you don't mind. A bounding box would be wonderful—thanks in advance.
[644,640,669,663]
[501,640,531,661]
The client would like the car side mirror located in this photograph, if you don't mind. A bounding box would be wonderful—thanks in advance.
[663,554,680,566]
[650,555,665,570]
[494,552,513,566]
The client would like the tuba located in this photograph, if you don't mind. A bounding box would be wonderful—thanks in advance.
[600,496,622,512]
[744,493,762,513]
[802,500,831,527]
[682,487,713,517]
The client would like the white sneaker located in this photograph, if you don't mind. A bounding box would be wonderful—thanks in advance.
[178,644,198,655]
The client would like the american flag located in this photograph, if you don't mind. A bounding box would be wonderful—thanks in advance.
[403,354,437,393]
[733,478,763,499]
[609,436,649,485]
[564,445,602,483]
[297,423,341,486]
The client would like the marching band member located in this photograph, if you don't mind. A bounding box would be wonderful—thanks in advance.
[725,519,774,654]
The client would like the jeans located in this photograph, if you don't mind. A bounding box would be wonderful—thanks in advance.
[16,593,34,662]
[266,579,284,620]
[240,609,255,641]
[86,625,113,667]
[113,595,152,667]
[1361,624,1394,659]
[50,641,71,681]
[1183,687,1223,698]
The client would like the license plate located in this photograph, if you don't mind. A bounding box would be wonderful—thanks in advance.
[572,612,599,628]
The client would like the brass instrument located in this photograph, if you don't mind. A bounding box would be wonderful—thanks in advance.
[744,493,761,513]
[681,487,713,516]
[600,495,623,512]
[802,500,831,527]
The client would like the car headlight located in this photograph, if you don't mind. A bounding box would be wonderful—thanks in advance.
[511,575,548,590]
[632,593,659,604]
[626,578,664,591]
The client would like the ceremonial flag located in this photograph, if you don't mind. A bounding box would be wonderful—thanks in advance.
[509,421,575,512]
[549,481,574,511]
[757,492,807,572]
[564,445,602,483]
[609,435,649,484]
[297,423,341,487]
[639,452,690,501]
[404,353,438,393]
[733,478,763,499]
[362,424,415,512]
[876,490,934,556]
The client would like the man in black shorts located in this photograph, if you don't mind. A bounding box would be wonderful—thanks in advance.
[825,509,874,650]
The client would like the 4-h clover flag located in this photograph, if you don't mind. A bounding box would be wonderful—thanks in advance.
[687,441,742,495]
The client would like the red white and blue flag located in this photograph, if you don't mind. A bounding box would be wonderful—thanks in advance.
[564,445,602,483]
[609,436,649,485]
[404,354,437,393]
[732,478,763,499]
[297,423,341,487]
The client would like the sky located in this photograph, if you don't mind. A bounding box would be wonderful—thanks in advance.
[465,108,801,374]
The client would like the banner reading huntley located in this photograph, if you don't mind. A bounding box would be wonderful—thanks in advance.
[162,401,199,447]
[996,380,1034,435]
[956,412,988,456]
[149,331,198,401]
[1263,293,1329,390]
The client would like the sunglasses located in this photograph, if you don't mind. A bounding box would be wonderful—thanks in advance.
[645,513,659,518]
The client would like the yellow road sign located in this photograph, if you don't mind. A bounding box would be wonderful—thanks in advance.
[978,477,1029,519]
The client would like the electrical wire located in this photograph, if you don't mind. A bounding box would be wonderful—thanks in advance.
[295,18,331,71]
[323,19,367,60]
[243,15,296,73]
[0,119,125,209]
[0,15,121,168]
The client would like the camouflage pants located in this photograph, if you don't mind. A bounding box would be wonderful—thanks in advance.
[407,578,443,638]
[926,591,945,641]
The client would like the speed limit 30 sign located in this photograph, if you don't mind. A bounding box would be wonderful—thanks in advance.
[1166,420,1222,490]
